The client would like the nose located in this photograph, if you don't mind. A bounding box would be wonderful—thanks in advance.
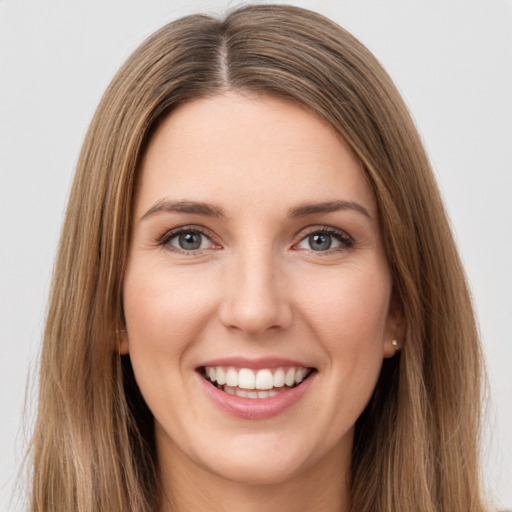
[218,247,293,336]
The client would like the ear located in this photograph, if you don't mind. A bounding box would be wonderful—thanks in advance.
[118,329,130,355]
[383,293,405,359]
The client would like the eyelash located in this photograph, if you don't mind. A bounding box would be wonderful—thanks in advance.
[157,226,218,254]
[157,225,355,254]
[294,226,355,253]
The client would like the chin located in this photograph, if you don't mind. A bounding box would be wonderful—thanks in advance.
[187,427,345,488]
[202,451,310,486]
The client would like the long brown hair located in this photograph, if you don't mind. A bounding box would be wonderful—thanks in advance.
[30,4,487,511]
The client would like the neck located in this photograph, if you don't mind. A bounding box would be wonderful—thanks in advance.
[157,437,350,512]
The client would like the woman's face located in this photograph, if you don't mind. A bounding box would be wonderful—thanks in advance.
[122,93,399,485]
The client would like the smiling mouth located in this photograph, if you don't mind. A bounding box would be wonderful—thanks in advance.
[200,366,316,399]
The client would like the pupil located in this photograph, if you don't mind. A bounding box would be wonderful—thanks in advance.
[309,233,331,251]
[179,232,201,250]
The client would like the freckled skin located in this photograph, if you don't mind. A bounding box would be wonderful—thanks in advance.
[122,93,399,511]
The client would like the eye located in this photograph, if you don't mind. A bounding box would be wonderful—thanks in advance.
[161,228,216,252]
[295,228,353,252]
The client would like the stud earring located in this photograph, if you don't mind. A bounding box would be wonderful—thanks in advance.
[392,339,399,352]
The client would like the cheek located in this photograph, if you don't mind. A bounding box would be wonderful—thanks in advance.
[122,261,219,357]
[286,262,392,452]
[300,265,391,347]
[296,261,392,402]
[121,261,219,426]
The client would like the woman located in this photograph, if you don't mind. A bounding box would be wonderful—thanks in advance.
[30,4,487,511]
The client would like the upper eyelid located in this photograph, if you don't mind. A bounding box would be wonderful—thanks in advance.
[158,226,219,249]
[157,224,353,248]
[292,226,355,253]
[160,225,214,240]
[295,225,353,241]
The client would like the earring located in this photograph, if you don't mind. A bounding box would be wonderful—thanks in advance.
[392,339,399,352]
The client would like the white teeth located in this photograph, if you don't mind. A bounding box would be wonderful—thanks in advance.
[285,368,295,386]
[216,367,226,385]
[273,368,285,387]
[295,368,306,384]
[225,367,238,387]
[238,368,256,389]
[235,387,248,398]
[204,365,312,392]
[255,369,273,390]
[222,384,292,399]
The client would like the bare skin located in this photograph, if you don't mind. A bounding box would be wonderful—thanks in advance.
[122,93,400,512]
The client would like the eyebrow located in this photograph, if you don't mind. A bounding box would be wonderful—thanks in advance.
[140,198,373,222]
[141,199,225,221]
[288,200,373,220]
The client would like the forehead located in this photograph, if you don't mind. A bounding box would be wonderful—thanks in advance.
[136,93,376,218]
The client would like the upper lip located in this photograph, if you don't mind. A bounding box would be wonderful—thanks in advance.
[197,357,315,370]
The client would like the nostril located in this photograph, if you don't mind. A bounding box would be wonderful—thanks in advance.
[219,301,293,335]
[217,269,293,335]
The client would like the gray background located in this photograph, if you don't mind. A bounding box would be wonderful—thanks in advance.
[1,0,511,510]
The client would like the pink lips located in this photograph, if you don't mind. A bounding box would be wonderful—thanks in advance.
[196,357,316,420]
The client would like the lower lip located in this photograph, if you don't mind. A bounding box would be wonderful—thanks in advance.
[198,372,316,420]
